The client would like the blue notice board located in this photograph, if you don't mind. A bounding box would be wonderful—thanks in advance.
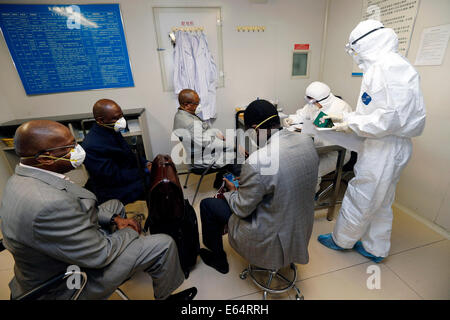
[0,4,134,95]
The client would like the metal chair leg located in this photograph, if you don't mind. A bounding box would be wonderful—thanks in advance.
[183,172,191,189]
[192,174,205,205]
[327,149,345,221]
[192,163,214,205]
[294,286,304,300]
[263,271,276,300]
[240,268,249,279]
[317,183,334,201]
[115,288,129,300]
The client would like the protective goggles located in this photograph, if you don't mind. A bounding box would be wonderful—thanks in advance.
[304,95,330,105]
[345,26,384,54]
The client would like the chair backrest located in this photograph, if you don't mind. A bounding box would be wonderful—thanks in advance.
[176,131,218,170]
[80,118,96,137]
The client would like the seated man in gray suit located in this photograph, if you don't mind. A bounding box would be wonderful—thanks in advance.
[199,100,319,274]
[0,120,196,300]
[173,89,240,188]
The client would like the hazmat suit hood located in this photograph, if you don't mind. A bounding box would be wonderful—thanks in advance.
[305,81,334,109]
[348,19,399,72]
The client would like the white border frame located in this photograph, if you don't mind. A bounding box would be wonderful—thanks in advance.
[291,49,310,79]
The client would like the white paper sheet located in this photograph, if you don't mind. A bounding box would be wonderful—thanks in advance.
[415,24,450,66]
[302,120,364,153]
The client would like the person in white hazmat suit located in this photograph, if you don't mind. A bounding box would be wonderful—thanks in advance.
[317,20,426,262]
[284,81,352,193]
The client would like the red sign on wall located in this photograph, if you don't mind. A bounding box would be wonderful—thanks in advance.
[294,44,310,50]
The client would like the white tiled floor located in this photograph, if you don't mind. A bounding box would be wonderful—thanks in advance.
[1,174,449,300]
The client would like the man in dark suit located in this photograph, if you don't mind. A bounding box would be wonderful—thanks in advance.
[82,99,151,205]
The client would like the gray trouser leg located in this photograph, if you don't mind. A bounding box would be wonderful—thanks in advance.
[132,234,185,299]
[80,234,184,300]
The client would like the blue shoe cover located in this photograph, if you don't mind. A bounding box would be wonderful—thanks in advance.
[354,241,384,263]
[317,233,345,251]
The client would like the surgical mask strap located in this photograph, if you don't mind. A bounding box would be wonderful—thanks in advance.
[254,115,278,130]
[96,121,115,129]
[21,150,73,164]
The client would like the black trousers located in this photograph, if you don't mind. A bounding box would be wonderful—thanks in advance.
[200,198,233,257]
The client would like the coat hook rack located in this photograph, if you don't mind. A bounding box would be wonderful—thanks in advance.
[172,26,205,33]
[237,26,266,32]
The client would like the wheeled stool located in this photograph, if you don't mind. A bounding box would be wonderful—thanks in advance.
[239,263,304,300]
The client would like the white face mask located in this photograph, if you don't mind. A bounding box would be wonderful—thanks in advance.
[348,50,363,67]
[114,117,127,132]
[194,104,202,116]
[69,144,86,168]
[23,144,86,168]
[346,41,367,69]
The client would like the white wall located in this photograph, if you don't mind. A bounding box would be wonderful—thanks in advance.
[0,0,327,148]
[0,0,327,194]
[322,0,450,232]
[0,77,15,199]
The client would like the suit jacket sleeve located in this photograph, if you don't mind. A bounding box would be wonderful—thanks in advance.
[97,199,126,227]
[84,147,143,185]
[33,196,139,269]
[224,163,266,218]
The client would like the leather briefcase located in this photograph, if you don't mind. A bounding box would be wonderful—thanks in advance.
[144,154,185,228]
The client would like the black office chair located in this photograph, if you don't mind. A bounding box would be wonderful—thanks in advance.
[14,270,88,300]
[314,145,347,221]
[12,271,130,300]
[0,240,129,300]
[316,151,357,203]
[176,136,220,205]
[240,263,304,300]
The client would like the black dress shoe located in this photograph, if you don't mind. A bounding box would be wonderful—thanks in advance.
[166,287,197,301]
[200,248,229,274]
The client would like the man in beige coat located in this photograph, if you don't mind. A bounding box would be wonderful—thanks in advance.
[199,100,319,273]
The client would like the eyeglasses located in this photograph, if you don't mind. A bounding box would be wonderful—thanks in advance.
[304,95,329,105]
[32,143,77,159]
